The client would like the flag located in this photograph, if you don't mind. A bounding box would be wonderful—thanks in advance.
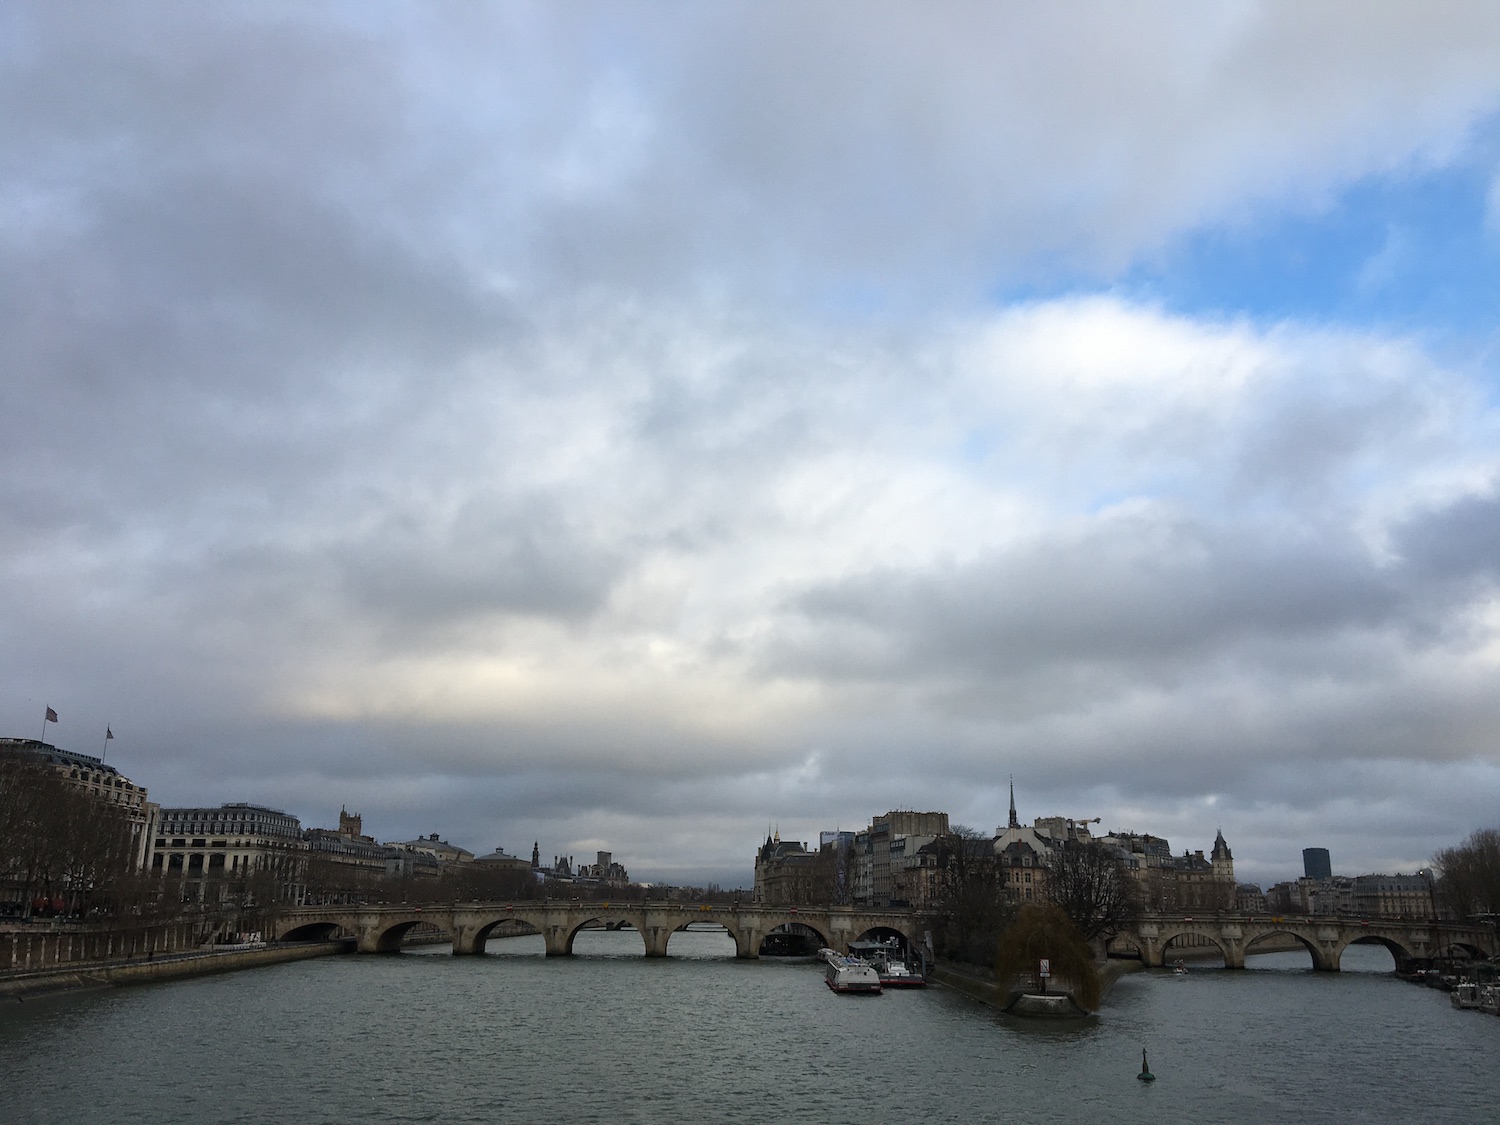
[45,707,57,723]
[106,726,114,740]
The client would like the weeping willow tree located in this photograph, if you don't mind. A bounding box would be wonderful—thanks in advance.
[994,903,1101,1011]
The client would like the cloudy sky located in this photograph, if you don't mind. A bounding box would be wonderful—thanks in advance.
[5,2,1500,889]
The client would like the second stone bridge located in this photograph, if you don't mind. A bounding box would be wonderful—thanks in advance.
[277,901,930,958]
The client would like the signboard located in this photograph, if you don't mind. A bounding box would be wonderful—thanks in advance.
[1039,959,1050,978]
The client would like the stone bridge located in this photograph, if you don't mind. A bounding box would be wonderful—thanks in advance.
[274,901,932,957]
[1111,912,1496,971]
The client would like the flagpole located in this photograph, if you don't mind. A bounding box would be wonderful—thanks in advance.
[102,725,114,762]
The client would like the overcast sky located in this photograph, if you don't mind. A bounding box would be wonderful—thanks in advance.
[5,2,1500,889]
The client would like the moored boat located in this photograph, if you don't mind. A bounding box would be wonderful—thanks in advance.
[825,955,882,994]
[847,939,926,988]
[872,954,927,988]
[1451,982,1483,1010]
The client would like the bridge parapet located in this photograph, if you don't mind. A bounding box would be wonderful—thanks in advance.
[278,901,934,959]
[1115,913,1496,972]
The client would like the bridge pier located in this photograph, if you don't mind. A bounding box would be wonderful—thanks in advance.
[450,921,483,956]
[542,924,573,956]
[1311,927,1341,971]
[1220,924,1245,969]
[641,922,672,958]
[734,926,763,959]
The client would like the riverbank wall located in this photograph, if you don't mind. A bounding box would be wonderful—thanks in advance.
[1,920,205,972]
[0,941,352,1001]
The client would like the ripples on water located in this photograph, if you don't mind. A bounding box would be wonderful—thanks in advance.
[1,932,1495,1124]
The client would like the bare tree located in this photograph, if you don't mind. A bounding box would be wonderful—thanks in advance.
[0,749,139,919]
[1045,839,1141,942]
[1434,827,1500,920]
[929,825,1014,967]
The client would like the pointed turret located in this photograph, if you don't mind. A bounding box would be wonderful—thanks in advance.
[1212,828,1231,861]
[1211,829,1234,884]
[1008,775,1020,830]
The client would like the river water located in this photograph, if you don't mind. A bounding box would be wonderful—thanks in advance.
[1,930,1495,1124]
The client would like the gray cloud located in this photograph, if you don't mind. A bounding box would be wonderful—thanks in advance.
[5,3,1500,886]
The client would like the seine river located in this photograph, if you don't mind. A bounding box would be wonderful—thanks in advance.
[1,930,1495,1124]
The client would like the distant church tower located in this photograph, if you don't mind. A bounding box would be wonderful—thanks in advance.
[531,840,540,870]
[1007,776,1020,830]
[1211,829,1235,883]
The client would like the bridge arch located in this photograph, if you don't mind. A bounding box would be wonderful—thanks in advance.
[1335,935,1408,971]
[1244,928,1333,971]
[364,918,440,953]
[662,920,739,957]
[757,920,828,956]
[466,915,544,950]
[852,925,915,955]
[1440,941,1488,962]
[280,920,346,943]
[1156,928,1231,967]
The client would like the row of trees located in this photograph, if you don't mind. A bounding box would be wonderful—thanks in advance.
[1435,827,1500,920]
[0,750,150,920]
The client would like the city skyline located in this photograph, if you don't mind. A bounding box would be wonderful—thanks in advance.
[5,4,1500,891]
[5,728,1448,892]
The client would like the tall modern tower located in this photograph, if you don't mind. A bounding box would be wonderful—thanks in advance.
[1302,847,1332,880]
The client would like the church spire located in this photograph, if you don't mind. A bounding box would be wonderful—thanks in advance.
[1008,775,1019,830]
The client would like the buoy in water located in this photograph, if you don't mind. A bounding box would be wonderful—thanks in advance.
[1138,1047,1156,1082]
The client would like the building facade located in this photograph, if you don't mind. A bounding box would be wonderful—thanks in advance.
[152,803,306,904]
[0,738,158,872]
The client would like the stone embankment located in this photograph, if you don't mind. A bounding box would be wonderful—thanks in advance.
[0,940,352,1001]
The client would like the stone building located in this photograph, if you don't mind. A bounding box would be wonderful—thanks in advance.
[304,808,399,903]
[870,810,948,906]
[152,803,306,904]
[574,850,630,886]
[753,833,824,905]
[1267,871,1435,920]
[1140,831,1237,912]
[1352,872,1435,920]
[991,784,1089,904]
[473,846,533,875]
[0,738,158,871]
[387,833,475,867]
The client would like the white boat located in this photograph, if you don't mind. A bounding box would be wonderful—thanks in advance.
[847,940,926,988]
[1451,982,1483,1010]
[1450,982,1500,1013]
[1172,960,1188,976]
[825,955,882,994]
[871,953,926,988]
